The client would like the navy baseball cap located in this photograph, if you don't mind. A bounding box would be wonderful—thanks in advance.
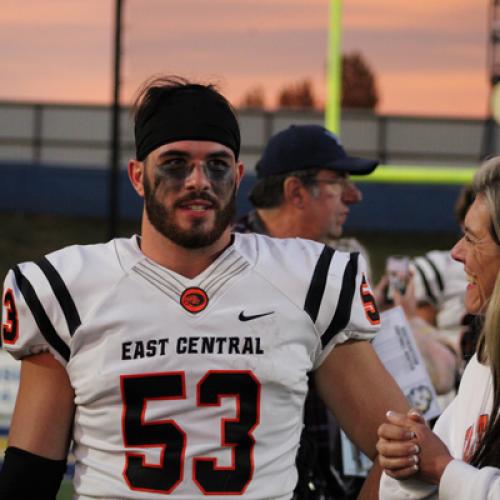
[256,124,378,179]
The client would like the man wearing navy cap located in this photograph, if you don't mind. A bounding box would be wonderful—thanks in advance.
[238,124,377,243]
[237,124,385,499]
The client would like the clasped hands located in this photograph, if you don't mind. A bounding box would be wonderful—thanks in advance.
[376,410,454,485]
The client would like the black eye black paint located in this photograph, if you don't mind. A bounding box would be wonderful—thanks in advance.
[154,158,235,193]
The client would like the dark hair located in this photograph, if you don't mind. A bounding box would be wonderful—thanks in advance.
[133,75,240,161]
[249,169,320,208]
[133,75,236,123]
[454,185,475,225]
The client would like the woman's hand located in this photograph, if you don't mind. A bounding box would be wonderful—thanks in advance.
[377,410,454,485]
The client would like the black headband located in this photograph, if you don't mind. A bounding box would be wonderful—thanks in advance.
[135,90,241,161]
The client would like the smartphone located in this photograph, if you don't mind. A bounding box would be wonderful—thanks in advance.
[385,255,410,302]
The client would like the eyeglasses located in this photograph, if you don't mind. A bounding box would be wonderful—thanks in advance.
[309,178,352,191]
[310,177,362,203]
[311,179,346,186]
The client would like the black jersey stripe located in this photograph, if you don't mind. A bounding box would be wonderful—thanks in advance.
[304,245,335,323]
[414,262,437,305]
[36,257,81,337]
[423,255,444,292]
[321,252,359,348]
[13,266,70,362]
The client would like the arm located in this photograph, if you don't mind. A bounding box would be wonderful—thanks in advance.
[0,352,75,498]
[407,317,458,394]
[315,339,410,459]
[8,352,75,458]
[357,459,386,500]
[315,339,410,499]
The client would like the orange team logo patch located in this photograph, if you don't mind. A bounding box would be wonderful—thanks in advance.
[180,287,209,313]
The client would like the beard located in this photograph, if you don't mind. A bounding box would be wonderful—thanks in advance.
[143,176,237,249]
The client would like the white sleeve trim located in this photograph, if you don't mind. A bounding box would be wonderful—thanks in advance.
[439,459,500,500]
[379,471,437,499]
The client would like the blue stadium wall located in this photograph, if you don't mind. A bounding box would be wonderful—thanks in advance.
[1,162,462,233]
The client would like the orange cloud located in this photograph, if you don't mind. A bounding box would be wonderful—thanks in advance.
[378,69,489,117]
[0,0,491,120]
[344,0,487,32]
[0,0,109,26]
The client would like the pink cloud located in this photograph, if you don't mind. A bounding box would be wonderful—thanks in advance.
[378,70,489,117]
[0,0,491,119]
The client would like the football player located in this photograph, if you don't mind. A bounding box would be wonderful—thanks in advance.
[0,76,409,499]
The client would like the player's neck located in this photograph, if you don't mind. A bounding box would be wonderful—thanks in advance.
[257,208,318,241]
[139,224,233,279]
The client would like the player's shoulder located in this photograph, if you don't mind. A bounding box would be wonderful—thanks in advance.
[48,234,141,272]
[235,232,326,270]
[10,235,141,285]
[234,232,363,296]
[4,235,143,319]
[2,236,143,364]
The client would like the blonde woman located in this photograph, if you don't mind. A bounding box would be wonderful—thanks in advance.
[377,157,500,499]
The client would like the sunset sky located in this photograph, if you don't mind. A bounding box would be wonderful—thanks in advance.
[1,0,491,117]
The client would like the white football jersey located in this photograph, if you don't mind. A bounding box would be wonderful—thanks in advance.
[1,233,379,499]
[411,250,467,341]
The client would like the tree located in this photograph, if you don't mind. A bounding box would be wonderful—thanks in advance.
[239,86,266,109]
[277,79,316,109]
[341,52,378,110]
[246,51,378,111]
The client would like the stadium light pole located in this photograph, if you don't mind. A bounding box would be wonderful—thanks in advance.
[108,0,124,239]
[325,0,342,135]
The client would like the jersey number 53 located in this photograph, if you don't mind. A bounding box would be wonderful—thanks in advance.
[121,370,261,495]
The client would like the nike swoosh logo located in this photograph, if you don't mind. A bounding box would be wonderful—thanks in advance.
[238,311,274,322]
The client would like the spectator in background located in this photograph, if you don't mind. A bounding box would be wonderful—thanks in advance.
[378,273,460,399]
[237,124,402,499]
[410,186,475,357]
[236,124,373,273]
[236,125,368,242]
[374,187,476,407]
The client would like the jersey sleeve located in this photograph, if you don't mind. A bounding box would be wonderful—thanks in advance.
[1,259,77,367]
[439,461,500,500]
[310,249,381,368]
[0,238,139,368]
[380,443,500,500]
[379,471,437,499]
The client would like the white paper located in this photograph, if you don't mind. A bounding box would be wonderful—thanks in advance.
[372,307,441,420]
